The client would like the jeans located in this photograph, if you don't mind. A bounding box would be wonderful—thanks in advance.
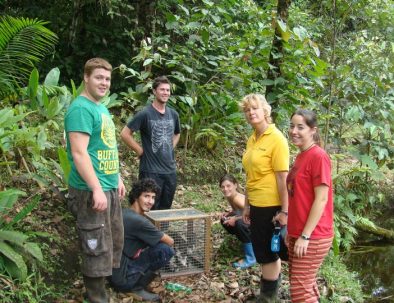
[220,213,252,243]
[110,242,174,292]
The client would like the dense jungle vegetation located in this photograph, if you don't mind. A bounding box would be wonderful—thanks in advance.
[0,0,393,302]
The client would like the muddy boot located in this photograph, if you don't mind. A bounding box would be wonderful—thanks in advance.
[83,275,109,303]
[256,274,281,303]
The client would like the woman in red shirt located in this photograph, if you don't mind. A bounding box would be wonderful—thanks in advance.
[287,109,334,303]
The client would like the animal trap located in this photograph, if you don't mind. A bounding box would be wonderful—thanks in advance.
[145,208,211,277]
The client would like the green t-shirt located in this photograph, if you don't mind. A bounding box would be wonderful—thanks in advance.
[65,96,119,191]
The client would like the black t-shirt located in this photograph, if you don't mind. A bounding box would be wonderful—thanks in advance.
[110,208,164,287]
[127,104,180,174]
[122,208,164,259]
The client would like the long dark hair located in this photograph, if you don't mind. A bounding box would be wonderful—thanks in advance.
[219,174,244,195]
[219,174,238,187]
[291,109,321,146]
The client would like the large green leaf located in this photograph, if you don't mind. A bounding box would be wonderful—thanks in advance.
[0,108,31,129]
[0,230,29,244]
[44,67,60,86]
[7,195,40,227]
[27,68,39,103]
[0,241,27,280]
[23,242,43,262]
[0,189,26,218]
[58,147,71,184]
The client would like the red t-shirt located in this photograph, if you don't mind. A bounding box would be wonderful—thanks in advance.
[287,145,334,239]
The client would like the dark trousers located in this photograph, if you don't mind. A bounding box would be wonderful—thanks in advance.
[220,216,252,243]
[67,187,124,277]
[250,205,288,264]
[111,242,174,292]
[139,171,177,210]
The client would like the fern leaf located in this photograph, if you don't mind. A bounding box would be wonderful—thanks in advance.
[0,16,58,94]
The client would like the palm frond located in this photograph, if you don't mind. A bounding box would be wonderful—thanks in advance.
[0,16,58,94]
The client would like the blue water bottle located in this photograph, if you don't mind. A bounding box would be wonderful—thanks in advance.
[271,221,281,252]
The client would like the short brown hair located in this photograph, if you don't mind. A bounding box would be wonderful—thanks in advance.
[152,76,171,90]
[84,58,112,76]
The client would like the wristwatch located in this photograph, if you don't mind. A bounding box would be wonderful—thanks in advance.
[301,234,310,240]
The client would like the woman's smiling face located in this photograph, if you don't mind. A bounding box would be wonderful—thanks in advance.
[289,114,316,150]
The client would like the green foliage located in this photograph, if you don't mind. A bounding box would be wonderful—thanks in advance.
[1,67,74,193]
[57,147,71,186]
[0,189,43,281]
[320,252,365,302]
[0,271,60,303]
[0,16,57,96]
[284,0,394,251]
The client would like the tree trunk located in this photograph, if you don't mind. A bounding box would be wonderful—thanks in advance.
[355,220,394,242]
[265,0,292,103]
[136,0,155,44]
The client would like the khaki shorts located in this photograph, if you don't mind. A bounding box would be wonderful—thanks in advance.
[68,187,124,277]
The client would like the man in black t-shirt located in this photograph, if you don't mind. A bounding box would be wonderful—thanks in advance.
[121,76,180,210]
[109,179,175,301]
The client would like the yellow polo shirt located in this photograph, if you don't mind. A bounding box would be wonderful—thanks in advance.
[242,124,289,207]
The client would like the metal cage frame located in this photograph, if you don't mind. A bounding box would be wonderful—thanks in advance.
[145,208,211,277]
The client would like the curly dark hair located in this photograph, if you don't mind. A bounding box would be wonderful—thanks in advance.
[129,178,161,205]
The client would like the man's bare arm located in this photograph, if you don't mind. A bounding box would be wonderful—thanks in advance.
[120,126,143,157]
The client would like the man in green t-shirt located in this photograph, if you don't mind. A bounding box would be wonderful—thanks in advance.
[65,58,125,303]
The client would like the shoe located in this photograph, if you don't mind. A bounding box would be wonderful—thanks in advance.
[130,288,160,302]
[233,242,256,269]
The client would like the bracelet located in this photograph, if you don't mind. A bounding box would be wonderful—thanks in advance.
[301,234,310,240]
[279,210,288,216]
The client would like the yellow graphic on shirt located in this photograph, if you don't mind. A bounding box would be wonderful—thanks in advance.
[99,114,118,174]
[98,150,119,174]
[101,114,116,148]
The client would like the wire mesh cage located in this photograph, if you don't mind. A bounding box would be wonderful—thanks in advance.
[145,208,211,277]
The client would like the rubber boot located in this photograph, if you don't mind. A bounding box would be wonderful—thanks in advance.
[83,275,109,303]
[233,242,256,269]
[256,274,281,303]
[130,271,160,302]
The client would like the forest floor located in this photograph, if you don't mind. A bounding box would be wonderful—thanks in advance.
[34,182,338,303]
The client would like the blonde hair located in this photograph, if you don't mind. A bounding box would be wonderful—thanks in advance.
[84,58,112,76]
[240,93,272,123]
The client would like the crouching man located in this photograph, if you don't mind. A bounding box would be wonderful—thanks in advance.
[109,178,175,301]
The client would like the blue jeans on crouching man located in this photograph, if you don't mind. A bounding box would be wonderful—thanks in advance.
[110,242,175,292]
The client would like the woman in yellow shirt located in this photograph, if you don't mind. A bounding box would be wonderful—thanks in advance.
[241,94,289,302]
